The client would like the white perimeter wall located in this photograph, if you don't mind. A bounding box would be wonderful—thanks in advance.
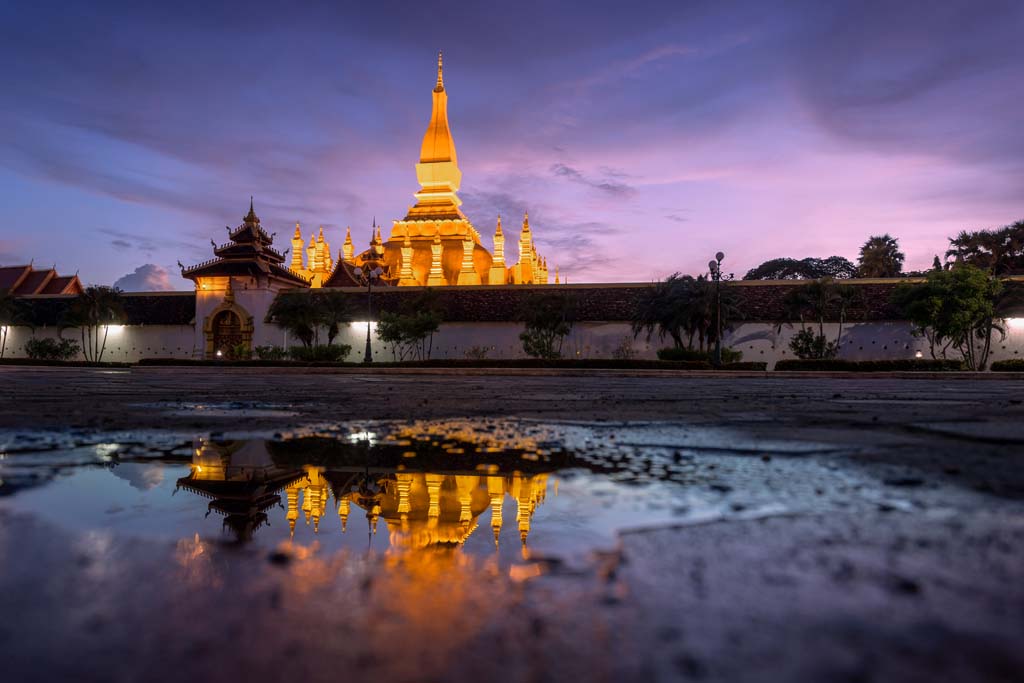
[3,319,1023,368]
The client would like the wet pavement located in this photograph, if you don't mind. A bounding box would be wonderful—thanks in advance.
[0,367,1022,682]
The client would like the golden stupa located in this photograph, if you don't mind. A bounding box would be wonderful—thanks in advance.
[340,52,550,286]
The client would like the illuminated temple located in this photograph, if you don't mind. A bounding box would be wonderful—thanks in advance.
[323,53,552,287]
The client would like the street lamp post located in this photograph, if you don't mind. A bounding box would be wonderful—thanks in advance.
[708,251,725,367]
[356,264,384,363]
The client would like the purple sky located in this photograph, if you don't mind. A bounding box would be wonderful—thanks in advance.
[1,1,1021,289]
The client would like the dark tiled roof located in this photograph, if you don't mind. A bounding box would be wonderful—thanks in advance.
[0,265,30,291]
[16,269,54,293]
[40,275,83,295]
[322,260,396,288]
[0,265,82,295]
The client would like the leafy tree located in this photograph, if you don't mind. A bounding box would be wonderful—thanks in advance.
[945,219,1024,275]
[268,292,321,347]
[858,234,905,277]
[0,288,29,359]
[632,273,740,352]
[744,256,858,280]
[313,289,353,346]
[520,292,575,359]
[892,265,1005,370]
[376,290,442,361]
[61,286,126,362]
[780,278,858,359]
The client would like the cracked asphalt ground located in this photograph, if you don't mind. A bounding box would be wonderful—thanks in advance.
[1,367,1023,682]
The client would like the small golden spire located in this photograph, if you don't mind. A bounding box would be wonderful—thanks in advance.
[293,222,301,238]
[436,50,444,91]
[495,215,503,235]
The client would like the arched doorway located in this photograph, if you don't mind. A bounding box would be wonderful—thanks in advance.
[212,310,245,358]
[203,285,254,359]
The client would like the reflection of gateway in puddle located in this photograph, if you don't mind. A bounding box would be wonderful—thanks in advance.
[176,434,552,549]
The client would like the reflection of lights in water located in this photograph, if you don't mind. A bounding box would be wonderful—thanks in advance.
[349,430,378,445]
[94,443,119,459]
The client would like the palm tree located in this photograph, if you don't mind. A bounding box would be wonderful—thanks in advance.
[62,286,127,362]
[858,234,905,278]
[946,220,1024,275]
[633,274,740,352]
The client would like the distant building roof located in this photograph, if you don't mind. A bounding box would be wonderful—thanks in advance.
[0,265,82,295]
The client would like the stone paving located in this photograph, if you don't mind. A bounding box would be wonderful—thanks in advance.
[0,367,1022,682]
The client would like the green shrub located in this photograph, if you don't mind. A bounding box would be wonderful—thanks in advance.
[288,344,351,362]
[774,359,964,372]
[657,347,742,363]
[254,345,288,361]
[24,337,80,361]
[611,337,638,360]
[288,344,347,362]
[990,359,1024,372]
[788,328,838,360]
[228,342,251,360]
[463,345,491,360]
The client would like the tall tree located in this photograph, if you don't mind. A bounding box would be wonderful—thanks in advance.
[633,273,740,352]
[892,265,1005,370]
[62,286,127,362]
[519,292,576,359]
[313,289,353,346]
[858,234,905,277]
[268,292,321,348]
[946,220,1024,275]
[744,256,858,280]
[0,288,29,359]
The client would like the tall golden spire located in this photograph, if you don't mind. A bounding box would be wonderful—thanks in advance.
[419,52,457,166]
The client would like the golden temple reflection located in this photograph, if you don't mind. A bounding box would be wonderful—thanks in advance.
[175,425,559,553]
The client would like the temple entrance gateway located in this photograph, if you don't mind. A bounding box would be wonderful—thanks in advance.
[202,282,255,359]
[211,310,244,357]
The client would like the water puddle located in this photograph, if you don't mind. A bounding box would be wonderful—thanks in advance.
[0,419,928,570]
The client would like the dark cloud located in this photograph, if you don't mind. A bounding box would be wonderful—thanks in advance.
[550,164,636,197]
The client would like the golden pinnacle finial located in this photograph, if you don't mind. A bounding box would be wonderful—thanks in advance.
[436,50,444,90]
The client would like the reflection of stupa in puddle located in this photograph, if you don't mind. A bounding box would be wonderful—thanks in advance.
[334,471,550,551]
[175,439,306,542]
